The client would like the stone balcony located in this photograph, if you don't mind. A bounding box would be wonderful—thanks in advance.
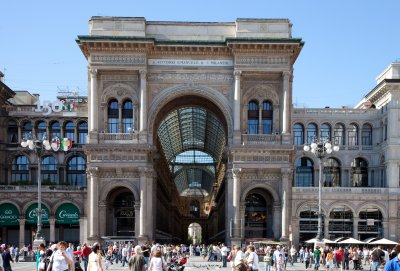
[292,187,398,195]
[241,134,291,145]
[0,185,86,192]
[98,132,139,143]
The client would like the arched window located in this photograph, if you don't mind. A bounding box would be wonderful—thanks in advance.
[247,101,259,134]
[299,204,319,243]
[333,123,345,145]
[66,156,86,186]
[108,99,119,133]
[320,123,331,142]
[262,101,273,134]
[295,157,314,187]
[358,207,383,240]
[306,123,317,144]
[77,121,88,144]
[351,158,368,187]
[64,121,75,143]
[324,158,341,187]
[22,121,32,139]
[36,121,47,141]
[41,155,57,184]
[293,123,304,145]
[7,120,18,143]
[348,123,359,146]
[329,205,353,239]
[245,193,268,237]
[362,124,372,145]
[122,99,133,133]
[50,121,60,139]
[189,200,200,218]
[11,156,29,184]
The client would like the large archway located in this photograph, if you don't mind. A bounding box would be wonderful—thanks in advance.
[152,94,229,242]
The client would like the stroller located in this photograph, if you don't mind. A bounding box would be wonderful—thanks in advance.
[168,256,187,271]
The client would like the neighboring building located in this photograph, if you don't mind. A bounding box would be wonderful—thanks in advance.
[0,17,399,247]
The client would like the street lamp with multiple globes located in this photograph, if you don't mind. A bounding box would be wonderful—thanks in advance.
[303,137,339,247]
[21,133,58,247]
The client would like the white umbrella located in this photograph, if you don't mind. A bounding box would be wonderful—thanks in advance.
[305,238,336,244]
[338,238,365,244]
[369,238,398,245]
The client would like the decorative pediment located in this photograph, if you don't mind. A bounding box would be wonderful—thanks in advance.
[101,83,138,104]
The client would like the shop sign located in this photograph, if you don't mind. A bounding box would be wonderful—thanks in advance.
[55,203,80,224]
[116,209,135,218]
[26,204,50,224]
[0,203,19,226]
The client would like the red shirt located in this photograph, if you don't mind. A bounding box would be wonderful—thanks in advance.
[335,250,344,262]
[81,246,92,258]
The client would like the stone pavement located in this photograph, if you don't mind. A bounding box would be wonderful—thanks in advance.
[11,256,371,270]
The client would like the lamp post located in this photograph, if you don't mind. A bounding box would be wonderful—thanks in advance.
[303,138,339,246]
[21,133,54,247]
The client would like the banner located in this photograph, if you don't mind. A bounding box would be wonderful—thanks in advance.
[0,203,19,226]
[55,203,80,224]
[25,203,50,224]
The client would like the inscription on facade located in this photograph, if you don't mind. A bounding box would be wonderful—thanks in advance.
[148,59,233,66]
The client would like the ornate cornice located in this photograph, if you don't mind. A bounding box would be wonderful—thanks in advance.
[148,72,233,83]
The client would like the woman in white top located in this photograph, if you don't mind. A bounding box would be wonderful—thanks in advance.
[50,241,73,271]
[246,245,259,271]
[88,244,104,271]
[149,249,166,271]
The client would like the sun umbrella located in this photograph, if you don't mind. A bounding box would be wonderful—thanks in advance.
[369,238,398,245]
[338,238,365,244]
[305,238,336,244]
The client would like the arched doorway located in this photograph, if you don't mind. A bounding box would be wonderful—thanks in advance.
[105,188,135,237]
[188,223,202,244]
[152,95,229,242]
[244,190,274,238]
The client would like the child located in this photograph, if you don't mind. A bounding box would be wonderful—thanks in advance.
[276,254,285,271]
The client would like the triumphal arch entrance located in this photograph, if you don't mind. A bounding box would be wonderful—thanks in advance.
[77,16,303,244]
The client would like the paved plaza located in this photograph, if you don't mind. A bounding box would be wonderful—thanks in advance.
[11,256,371,271]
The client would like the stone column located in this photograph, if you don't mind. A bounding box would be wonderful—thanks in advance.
[87,167,100,240]
[281,168,291,240]
[232,168,242,238]
[324,217,330,240]
[382,221,389,238]
[139,70,147,132]
[18,218,26,249]
[386,161,399,188]
[49,218,56,242]
[134,201,140,239]
[353,217,359,239]
[79,217,86,245]
[118,103,123,133]
[282,71,291,134]
[138,168,148,241]
[89,69,98,132]
[273,203,281,240]
[234,70,242,132]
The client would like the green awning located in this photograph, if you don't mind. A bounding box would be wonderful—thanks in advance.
[26,203,50,224]
[55,203,80,224]
[0,203,19,226]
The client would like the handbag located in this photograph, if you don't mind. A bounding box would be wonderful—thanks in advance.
[38,262,45,270]
[227,252,232,261]
[46,254,54,271]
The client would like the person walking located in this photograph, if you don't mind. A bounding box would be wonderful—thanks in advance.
[149,249,167,271]
[220,243,230,268]
[121,244,129,267]
[81,243,92,271]
[2,245,14,271]
[87,244,104,271]
[246,245,259,271]
[128,246,146,271]
[48,241,73,271]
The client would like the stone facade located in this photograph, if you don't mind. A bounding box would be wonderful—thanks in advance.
[0,18,399,247]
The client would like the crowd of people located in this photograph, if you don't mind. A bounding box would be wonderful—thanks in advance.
[0,240,399,271]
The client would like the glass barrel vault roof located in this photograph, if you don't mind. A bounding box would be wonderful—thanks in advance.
[157,107,226,197]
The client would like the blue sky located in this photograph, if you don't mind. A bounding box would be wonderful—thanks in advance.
[1,0,399,108]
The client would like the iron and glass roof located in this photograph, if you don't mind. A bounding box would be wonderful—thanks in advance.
[158,107,226,197]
